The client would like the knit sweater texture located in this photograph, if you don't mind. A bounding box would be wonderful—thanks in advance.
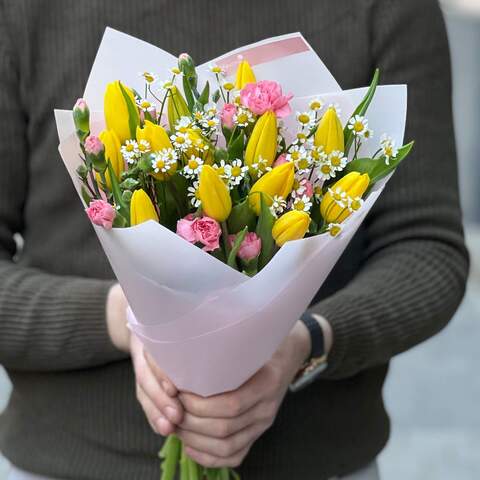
[0,0,469,479]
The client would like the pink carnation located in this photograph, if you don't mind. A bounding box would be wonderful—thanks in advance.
[74,98,88,112]
[220,103,237,129]
[228,232,262,262]
[273,153,288,167]
[84,135,104,156]
[86,200,116,230]
[294,178,314,198]
[176,215,221,252]
[240,80,293,118]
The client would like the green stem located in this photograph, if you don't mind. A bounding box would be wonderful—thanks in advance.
[221,221,231,259]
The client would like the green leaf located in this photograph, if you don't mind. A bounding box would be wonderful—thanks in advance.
[256,194,276,271]
[118,81,140,140]
[222,125,232,143]
[197,80,210,107]
[204,468,218,480]
[214,148,228,163]
[227,226,248,269]
[112,213,127,228]
[119,177,139,190]
[227,131,244,160]
[183,75,195,112]
[344,68,380,154]
[227,198,256,233]
[106,160,129,222]
[212,89,221,103]
[80,185,92,205]
[345,141,414,186]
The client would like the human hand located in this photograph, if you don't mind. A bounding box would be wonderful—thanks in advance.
[106,283,130,353]
[131,333,184,436]
[176,320,311,468]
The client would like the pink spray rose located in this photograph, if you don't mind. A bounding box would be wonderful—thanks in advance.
[84,135,104,156]
[220,103,237,129]
[176,215,221,252]
[240,80,293,118]
[298,178,314,198]
[85,199,116,230]
[74,98,88,113]
[228,232,262,262]
[273,153,288,167]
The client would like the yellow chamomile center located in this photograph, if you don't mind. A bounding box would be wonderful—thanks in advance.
[354,121,365,133]
[298,113,310,125]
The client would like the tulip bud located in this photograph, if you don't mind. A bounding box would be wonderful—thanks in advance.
[245,111,277,171]
[314,107,344,154]
[320,172,370,224]
[136,120,172,152]
[249,162,294,215]
[130,189,159,226]
[73,98,90,141]
[198,165,232,222]
[167,86,190,131]
[235,60,256,90]
[104,81,140,143]
[178,53,197,88]
[272,210,311,247]
[97,129,123,190]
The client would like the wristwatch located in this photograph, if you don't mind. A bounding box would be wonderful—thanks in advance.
[289,312,328,392]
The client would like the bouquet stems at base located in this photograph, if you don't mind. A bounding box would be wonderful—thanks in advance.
[160,434,240,480]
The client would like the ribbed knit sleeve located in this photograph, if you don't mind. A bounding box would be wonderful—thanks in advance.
[310,0,469,379]
[0,3,125,371]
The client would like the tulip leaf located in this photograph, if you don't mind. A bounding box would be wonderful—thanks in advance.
[159,434,181,480]
[107,160,129,221]
[227,226,248,270]
[112,213,127,228]
[228,198,256,233]
[256,194,276,271]
[214,148,228,163]
[345,141,414,187]
[80,185,92,206]
[212,89,221,104]
[118,81,140,140]
[227,131,244,160]
[344,68,380,155]
[197,81,210,107]
[182,75,195,112]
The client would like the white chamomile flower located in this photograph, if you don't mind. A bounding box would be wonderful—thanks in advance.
[187,181,202,208]
[270,195,287,217]
[328,187,348,208]
[136,99,157,114]
[183,155,204,178]
[380,134,398,165]
[204,102,218,116]
[201,116,219,131]
[193,110,206,123]
[293,132,311,146]
[233,108,254,128]
[313,184,323,201]
[317,159,336,181]
[209,64,225,75]
[292,194,313,213]
[228,159,248,187]
[348,115,368,136]
[309,98,324,111]
[175,116,193,133]
[310,145,327,164]
[363,128,374,140]
[158,79,174,91]
[170,131,192,151]
[327,223,342,237]
[348,196,364,213]
[328,151,348,172]
[223,81,235,92]
[121,140,139,164]
[296,111,316,129]
[138,71,157,84]
[213,160,230,180]
[287,145,311,174]
[137,139,151,155]
[151,148,177,174]
[170,67,181,75]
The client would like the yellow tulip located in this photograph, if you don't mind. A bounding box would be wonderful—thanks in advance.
[96,129,123,190]
[167,86,190,130]
[130,189,159,226]
[198,165,232,222]
[104,81,140,143]
[320,172,370,224]
[249,162,294,215]
[136,120,172,152]
[272,210,311,247]
[314,107,344,154]
[245,111,277,171]
[235,60,256,90]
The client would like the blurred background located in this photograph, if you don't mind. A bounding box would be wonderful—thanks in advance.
[1,1,479,478]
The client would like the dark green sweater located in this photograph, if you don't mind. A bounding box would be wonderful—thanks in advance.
[0,1,469,479]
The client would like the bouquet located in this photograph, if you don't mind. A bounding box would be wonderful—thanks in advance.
[55,28,413,480]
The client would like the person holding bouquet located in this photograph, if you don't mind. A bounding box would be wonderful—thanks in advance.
[0,1,468,479]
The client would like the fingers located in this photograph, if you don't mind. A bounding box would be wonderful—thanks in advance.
[136,384,174,436]
[179,407,256,438]
[178,422,264,465]
[185,444,251,469]
[131,334,184,427]
[145,351,177,397]
[179,377,263,419]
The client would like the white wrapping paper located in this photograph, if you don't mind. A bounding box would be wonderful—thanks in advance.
[55,28,407,396]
